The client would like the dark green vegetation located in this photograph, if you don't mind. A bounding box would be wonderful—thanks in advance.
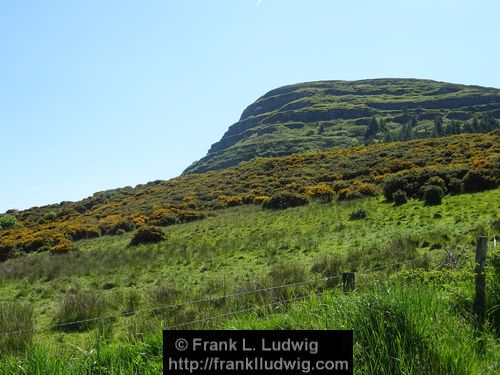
[0,190,499,373]
[185,79,500,173]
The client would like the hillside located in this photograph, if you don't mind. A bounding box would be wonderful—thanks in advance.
[1,189,499,373]
[1,132,499,260]
[184,79,500,174]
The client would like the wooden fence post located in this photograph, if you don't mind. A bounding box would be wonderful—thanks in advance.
[342,272,355,293]
[473,236,488,327]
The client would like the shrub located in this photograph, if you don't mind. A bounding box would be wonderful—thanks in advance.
[176,210,205,222]
[252,195,270,205]
[262,192,308,210]
[305,183,334,203]
[447,177,463,195]
[218,195,244,208]
[129,226,166,246]
[423,186,444,206]
[425,176,447,194]
[0,215,17,230]
[349,208,368,220]
[383,175,411,201]
[131,214,148,226]
[52,288,108,332]
[148,209,179,226]
[42,211,58,222]
[61,224,101,241]
[337,187,361,201]
[353,181,380,197]
[20,230,66,253]
[99,216,135,235]
[0,302,34,355]
[49,239,74,254]
[392,190,408,206]
[462,169,498,192]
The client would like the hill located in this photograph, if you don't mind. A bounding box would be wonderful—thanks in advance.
[1,132,499,259]
[184,79,500,174]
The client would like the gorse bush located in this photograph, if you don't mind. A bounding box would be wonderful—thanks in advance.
[0,302,34,356]
[49,239,74,254]
[218,195,244,208]
[337,187,361,201]
[148,208,179,227]
[425,176,447,194]
[262,192,308,210]
[448,177,463,195]
[252,195,270,205]
[462,168,498,192]
[129,226,166,246]
[99,216,135,235]
[304,183,334,203]
[60,223,101,241]
[52,287,108,332]
[392,189,408,206]
[423,186,444,206]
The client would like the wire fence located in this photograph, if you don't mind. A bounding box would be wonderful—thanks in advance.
[0,255,432,338]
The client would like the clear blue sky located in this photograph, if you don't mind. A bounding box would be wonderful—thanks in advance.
[1,0,499,212]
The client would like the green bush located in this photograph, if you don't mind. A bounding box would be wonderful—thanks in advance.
[0,214,17,230]
[129,226,166,246]
[42,211,58,222]
[99,218,135,235]
[423,186,444,206]
[262,192,308,210]
[462,169,498,192]
[383,175,412,201]
[425,176,447,194]
[392,190,408,206]
[447,177,463,195]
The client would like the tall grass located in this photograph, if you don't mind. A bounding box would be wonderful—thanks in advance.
[0,302,34,357]
[228,282,500,375]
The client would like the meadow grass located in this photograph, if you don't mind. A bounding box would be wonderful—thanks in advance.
[0,189,498,373]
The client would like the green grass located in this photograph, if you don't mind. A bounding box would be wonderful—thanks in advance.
[0,189,499,373]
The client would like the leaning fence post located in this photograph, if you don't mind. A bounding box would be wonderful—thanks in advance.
[473,236,488,327]
[342,272,355,293]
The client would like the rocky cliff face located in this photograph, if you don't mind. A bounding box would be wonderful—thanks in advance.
[184,78,500,174]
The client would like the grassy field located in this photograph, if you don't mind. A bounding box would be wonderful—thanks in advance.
[0,188,499,373]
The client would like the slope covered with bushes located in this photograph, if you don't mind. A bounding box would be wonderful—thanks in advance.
[0,189,499,373]
[1,132,499,259]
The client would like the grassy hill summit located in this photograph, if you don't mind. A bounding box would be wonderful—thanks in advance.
[184,78,500,174]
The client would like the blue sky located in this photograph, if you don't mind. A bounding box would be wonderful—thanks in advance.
[1,0,499,212]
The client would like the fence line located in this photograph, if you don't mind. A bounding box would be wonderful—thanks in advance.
[0,255,429,337]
